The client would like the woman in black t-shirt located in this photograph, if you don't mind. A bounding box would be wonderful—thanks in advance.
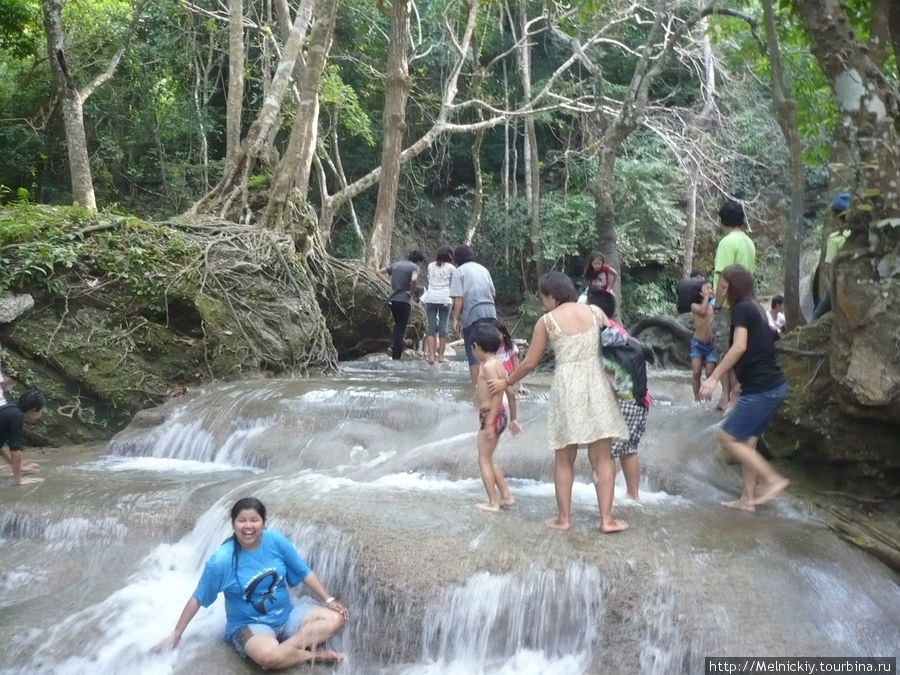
[699,265,789,511]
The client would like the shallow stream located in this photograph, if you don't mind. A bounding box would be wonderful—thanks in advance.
[1,356,897,674]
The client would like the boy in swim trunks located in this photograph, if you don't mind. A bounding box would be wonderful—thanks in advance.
[690,281,718,402]
[470,323,521,512]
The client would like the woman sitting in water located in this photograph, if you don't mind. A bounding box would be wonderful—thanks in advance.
[489,272,629,533]
[156,497,348,668]
[699,265,790,510]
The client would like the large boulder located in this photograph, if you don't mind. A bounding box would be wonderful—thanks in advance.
[768,315,899,489]
[829,247,900,419]
[0,293,33,323]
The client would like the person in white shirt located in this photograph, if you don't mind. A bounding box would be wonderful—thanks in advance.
[422,247,456,364]
[766,295,786,337]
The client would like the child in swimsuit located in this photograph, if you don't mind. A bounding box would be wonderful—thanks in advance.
[470,323,521,512]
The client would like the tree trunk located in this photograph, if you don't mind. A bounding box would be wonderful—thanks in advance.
[792,0,900,416]
[264,0,339,232]
[367,0,412,268]
[762,0,806,330]
[465,129,486,246]
[41,0,96,210]
[683,165,698,277]
[225,0,244,171]
[190,0,315,221]
[591,147,622,288]
[517,0,542,280]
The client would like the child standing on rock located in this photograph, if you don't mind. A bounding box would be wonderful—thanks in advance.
[470,322,521,512]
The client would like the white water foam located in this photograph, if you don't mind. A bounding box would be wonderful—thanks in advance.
[419,567,604,671]
[276,470,686,506]
[400,650,588,675]
[3,503,235,675]
[81,456,262,474]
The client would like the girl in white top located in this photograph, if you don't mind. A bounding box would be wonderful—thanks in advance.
[423,247,456,364]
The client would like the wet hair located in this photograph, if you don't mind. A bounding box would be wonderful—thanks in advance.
[18,389,46,413]
[538,271,578,305]
[491,319,514,352]
[227,497,266,572]
[407,250,425,264]
[231,497,266,523]
[689,269,706,279]
[722,265,755,306]
[583,252,606,282]
[435,246,453,264]
[453,244,475,266]
[719,200,746,228]
[586,288,616,318]
[771,294,784,309]
[469,322,502,354]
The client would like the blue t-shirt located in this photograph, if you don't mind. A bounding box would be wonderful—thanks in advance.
[192,529,312,642]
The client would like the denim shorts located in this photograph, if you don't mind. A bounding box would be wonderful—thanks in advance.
[690,337,717,364]
[722,381,788,442]
[425,303,451,338]
[231,597,318,657]
[462,318,495,365]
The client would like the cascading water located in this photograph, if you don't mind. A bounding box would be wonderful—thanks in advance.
[1,356,897,674]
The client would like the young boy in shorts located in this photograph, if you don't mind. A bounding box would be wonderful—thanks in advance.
[470,323,521,512]
[690,281,718,402]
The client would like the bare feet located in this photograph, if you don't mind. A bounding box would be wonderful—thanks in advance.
[545,517,571,531]
[721,499,755,512]
[16,476,45,486]
[0,462,41,476]
[751,476,790,506]
[626,492,640,502]
[499,497,517,508]
[310,649,344,664]
[476,502,501,512]
[600,519,628,533]
[438,356,448,363]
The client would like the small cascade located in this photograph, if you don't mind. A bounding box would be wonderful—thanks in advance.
[637,569,714,675]
[418,566,605,672]
[107,415,270,468]
[0,508,49,539]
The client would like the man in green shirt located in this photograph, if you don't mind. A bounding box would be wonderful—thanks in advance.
[813,193,850,319]
[712,200,756,300]
[711,200,756,411]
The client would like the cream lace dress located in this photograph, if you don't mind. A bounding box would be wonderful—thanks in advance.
[544,306,629,449]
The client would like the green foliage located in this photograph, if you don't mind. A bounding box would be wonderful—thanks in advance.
[611,153,686,267]
[539,193,595,263]
[620,273,678,324]
[0,204,200,308]
[319,66,375,146]
[0,0,40,58]
[712,5,834,164]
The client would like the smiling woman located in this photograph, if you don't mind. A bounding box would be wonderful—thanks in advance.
[155,497,349,669]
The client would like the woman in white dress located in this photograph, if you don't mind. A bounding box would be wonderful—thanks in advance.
[490,272,629,532]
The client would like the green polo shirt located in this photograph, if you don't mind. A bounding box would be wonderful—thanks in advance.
[713,230,756,289]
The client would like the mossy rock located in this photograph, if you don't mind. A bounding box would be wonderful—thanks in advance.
[768,316,899,488]
[323,260,425,359]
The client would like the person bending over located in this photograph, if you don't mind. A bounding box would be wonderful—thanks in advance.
[0,389,46,486]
